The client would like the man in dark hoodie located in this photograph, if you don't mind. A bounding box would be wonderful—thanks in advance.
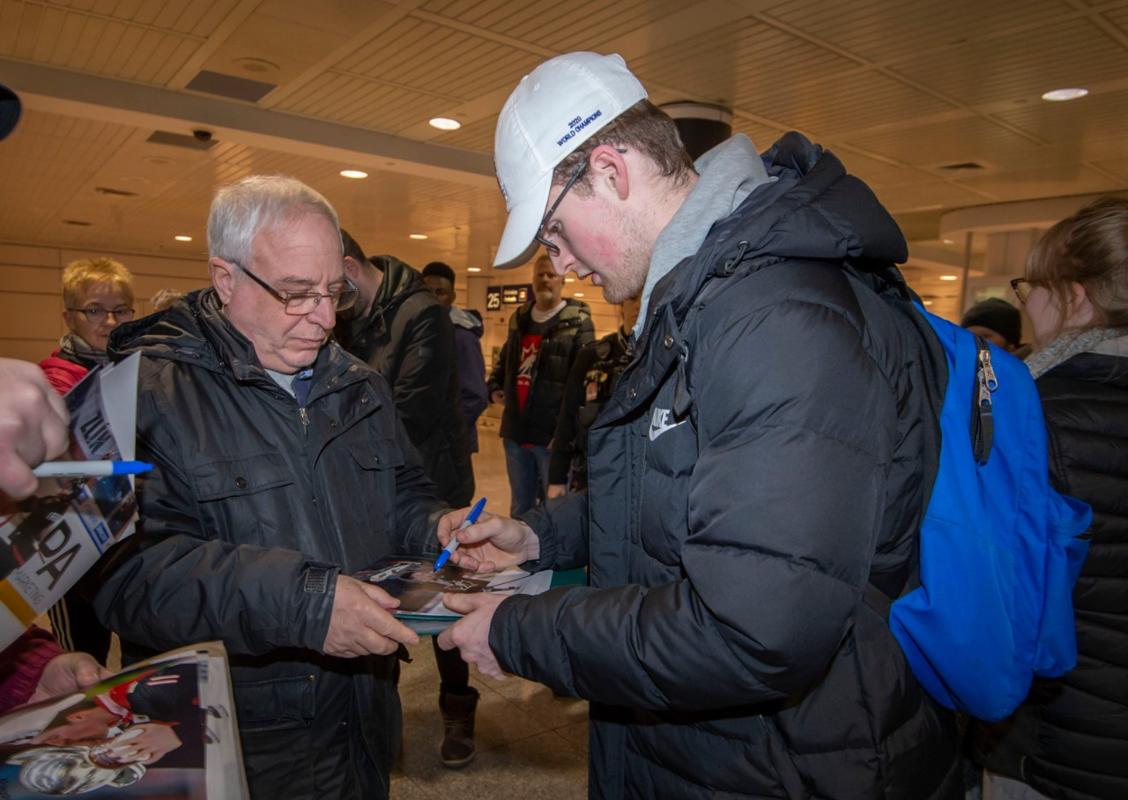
[334,234,480,768]
[420,261,489,457]
[437,52,962,798]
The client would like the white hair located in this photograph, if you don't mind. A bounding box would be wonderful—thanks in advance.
[207,175,341,266]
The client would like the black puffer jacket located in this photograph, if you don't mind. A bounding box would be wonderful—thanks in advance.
[336,255,473,507]
[488,133,962,798]
[488,299,594,446]
[976,340,1128,800]
[94,289,445,800]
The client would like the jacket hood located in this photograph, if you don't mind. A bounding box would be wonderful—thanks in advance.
[651,132,911,325]
[371,255,427,312]
[450,305,483,336]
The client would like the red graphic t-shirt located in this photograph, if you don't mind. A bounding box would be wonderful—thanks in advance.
[516,333,543,412]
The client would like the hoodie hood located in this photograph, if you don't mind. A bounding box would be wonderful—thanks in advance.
[644,132,910,332]
[450,305,483,336]
[371,255,428,313]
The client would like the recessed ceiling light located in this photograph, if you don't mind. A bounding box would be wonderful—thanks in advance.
[942,238,955,245]
[174,234,193,242]
[564,277,575,283]
[467,266,482,273]
[939,274,959,281]
[923,300,934,306]
[1041,88,1088,102]
[409,233,428,240]
[429,117,461,131]
[573,292,584,298]
[340,169,368,179]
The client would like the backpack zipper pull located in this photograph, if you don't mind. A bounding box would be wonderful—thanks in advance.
[979,346,999,392]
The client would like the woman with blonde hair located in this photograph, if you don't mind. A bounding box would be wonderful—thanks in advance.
[977,197,1128,800]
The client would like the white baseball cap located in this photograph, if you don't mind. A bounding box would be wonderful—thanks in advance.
[492,52,647,269]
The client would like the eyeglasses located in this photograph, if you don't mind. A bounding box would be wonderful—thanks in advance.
[67,306,135,323]
[1010,277,1034,304]
[534,160,589,258]
[230,260,359,316]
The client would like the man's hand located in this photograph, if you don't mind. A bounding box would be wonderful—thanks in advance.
[490,389,505,405]
[546,483,567,500]
[0,359,69,500]
[322,575,419,658]
[29,652,111,704]
[436,593,508,680]
[437,508,539,573]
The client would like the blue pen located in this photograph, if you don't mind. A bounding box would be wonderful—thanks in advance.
[434,497,487,571]
[33,460,153,478]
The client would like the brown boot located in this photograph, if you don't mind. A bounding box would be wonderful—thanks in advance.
[439,688,479,768]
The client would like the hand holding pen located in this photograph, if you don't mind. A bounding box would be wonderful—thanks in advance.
[434,498,487,570]
[434,501,540,574]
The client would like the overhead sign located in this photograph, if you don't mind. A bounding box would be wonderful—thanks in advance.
[487,284,532,309]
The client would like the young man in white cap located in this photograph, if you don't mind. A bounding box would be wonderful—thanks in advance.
[438,52,960,798]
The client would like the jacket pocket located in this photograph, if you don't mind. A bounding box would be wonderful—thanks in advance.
[191,452,296,547]
[233,673,317,732]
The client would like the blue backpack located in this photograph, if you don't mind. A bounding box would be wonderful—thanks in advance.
[885,305,1093,721]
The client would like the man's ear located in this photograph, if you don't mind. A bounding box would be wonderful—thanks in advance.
[343,255,363,281]
[589,144,630,201]
[210,258,236,305]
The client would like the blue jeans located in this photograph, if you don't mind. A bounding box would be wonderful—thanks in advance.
[503,439,551,517]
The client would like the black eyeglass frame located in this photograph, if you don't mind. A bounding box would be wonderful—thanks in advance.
[227,259,359,316]
[65,306,136,322]
[533,148,628,258]
[534,160,588,257]
[1010,277,1033,304]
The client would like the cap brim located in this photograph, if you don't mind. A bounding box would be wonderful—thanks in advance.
[492,170,552,269]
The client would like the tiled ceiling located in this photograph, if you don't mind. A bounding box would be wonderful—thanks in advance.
[1,0,1127,323]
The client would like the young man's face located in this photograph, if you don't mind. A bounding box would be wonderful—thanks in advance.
[423,275,454,308]
[63,281,133,352]
[539,165,650,304]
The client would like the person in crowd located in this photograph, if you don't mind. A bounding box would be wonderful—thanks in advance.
[421,261,489,459]
[91,175,447,800]
[37,258,135,662]
[40,258,135,395]
[487,254,593,516]
[438,51,961,798]
[976,197,1128,800]
[334,233,479,768]
[149,288,185,312]
[961,297,1025,353]
[547,294,640,497]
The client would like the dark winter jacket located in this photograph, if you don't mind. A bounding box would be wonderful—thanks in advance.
[488,299,594,446]
[451,306,488,452]
[336,256,473,507]
[548,328,633,489]
[976,339,1128,800]
[488,133,962,799]
[94,288,446,800]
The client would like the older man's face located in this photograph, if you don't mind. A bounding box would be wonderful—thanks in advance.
[223,212,344,373]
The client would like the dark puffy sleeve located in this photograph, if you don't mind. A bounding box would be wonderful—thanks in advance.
[490,299,897,710]
[391,302,457,447]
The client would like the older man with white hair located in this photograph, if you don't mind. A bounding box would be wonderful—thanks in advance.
[93,175,446,800]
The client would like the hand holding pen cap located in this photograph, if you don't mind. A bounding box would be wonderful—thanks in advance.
[434,497,487,571]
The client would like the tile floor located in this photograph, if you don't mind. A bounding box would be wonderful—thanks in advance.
[393,417,589,798]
